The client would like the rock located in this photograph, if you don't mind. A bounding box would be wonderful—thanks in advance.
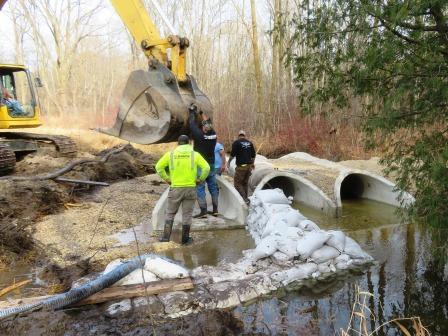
[206,281,241,309]
[157,291,198,316]
[234,279,259,303]
[245,275,276,296]
[193,284,217,310]
[104,299,132,317]
[132,295,164,314]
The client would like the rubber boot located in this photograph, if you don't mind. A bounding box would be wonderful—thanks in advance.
[193,207,208,218]
[181,225,193,245]
[210,197,219,216]
[159,220,173,242]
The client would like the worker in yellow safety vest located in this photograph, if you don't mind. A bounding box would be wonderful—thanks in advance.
[155,135,210,244]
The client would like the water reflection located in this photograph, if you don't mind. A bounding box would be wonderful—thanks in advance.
[235,200,448,335]
[160,229,255,269]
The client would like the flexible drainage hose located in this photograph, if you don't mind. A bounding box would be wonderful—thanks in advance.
[0,254,154,320]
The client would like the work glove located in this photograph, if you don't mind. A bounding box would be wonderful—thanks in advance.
[188,103,197,114]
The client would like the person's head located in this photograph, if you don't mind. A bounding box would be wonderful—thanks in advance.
[201,119,213,133]
[238,130,246,139]
[178,134,190,145]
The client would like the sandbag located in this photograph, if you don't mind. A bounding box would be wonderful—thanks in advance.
[145,257,189,279]
[310,245,340,264]
[284,209,306,227]
[335,253,351,263]
[277,237,299,260]
[299,219,320,231]
[344,236,370,259]
[271,251,290,264]
[263,203,292,217]
[252,235,278,261]
[326,230,346,252]
[114,269,158,286]
[255,189,291,204]
[103,259,123,274]
[271,263,318,285]
[296,231,330,259]
[262,215,290,238]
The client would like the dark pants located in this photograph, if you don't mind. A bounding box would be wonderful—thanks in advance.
[234,165,252,202]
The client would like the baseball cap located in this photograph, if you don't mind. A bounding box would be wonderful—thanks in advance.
[238,130,246,136]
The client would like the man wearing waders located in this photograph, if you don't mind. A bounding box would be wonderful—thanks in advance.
[156,135,210,244]
[227,130,256,204]
[188,104,219,218]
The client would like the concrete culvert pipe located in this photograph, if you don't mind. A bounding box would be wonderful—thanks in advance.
[334,170,415,209]
[254,171,337,217]
[151,176,247,231]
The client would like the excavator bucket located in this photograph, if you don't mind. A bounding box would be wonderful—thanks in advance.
[99,62,213,144]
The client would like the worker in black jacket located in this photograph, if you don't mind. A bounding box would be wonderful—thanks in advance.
[188,104,219,218]
[227,130,256,204]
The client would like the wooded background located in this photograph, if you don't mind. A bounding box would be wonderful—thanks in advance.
[0,0,365,159]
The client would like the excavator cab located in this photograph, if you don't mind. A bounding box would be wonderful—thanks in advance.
[99,0,213,145]
[0,65,42,129]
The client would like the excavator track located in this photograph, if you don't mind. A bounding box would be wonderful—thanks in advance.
[0,132,77,157]
[0,144,16,175]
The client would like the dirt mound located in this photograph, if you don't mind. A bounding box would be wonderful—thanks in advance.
[0,144,156,260]
[0,181,69,255]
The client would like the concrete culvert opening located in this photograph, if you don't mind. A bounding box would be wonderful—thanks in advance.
[261,176,295,198]
[340,174,365,199]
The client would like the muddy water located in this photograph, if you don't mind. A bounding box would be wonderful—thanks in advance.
[233,200,448,335]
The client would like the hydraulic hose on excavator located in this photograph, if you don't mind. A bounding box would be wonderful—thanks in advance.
[99,0,213,144]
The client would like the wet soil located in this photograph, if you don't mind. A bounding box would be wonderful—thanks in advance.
[0,144,155,269]
[1,309,253,336]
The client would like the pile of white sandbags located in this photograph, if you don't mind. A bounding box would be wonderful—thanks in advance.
[103,255,190,286]
[245,189,373,284]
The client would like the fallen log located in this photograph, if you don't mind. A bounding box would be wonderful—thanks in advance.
[55,177,110,186]
[75,277,194,306]
[0,278,193,310]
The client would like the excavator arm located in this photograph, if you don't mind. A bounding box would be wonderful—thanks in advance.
[98,0,213,144]
[1,0,213,144]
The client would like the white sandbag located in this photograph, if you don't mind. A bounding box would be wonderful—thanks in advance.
[255,189,291,204]
[326,230,346,252]
[317,261,336,274]
[271,263,318,285]
[296,231,330,259]
[277,237,299,259]
[114,269,158,286]
[144,257,189,279]
[299,219,320,231]
[271,251,291,264]
[335,253,351,263]
[336,261,351,270]
[344,236,370,259]
[252,235,279,261]
[283,226,303,239]
[262,216,290,238]
[103,259,123,274]
[310,245,340,264]
[284,209,306,227]
[263,203,292,217]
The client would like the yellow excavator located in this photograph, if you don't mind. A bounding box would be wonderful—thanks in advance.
[0,0,212,175]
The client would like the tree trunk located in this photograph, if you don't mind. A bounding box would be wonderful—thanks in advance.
[249,0,264,126]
